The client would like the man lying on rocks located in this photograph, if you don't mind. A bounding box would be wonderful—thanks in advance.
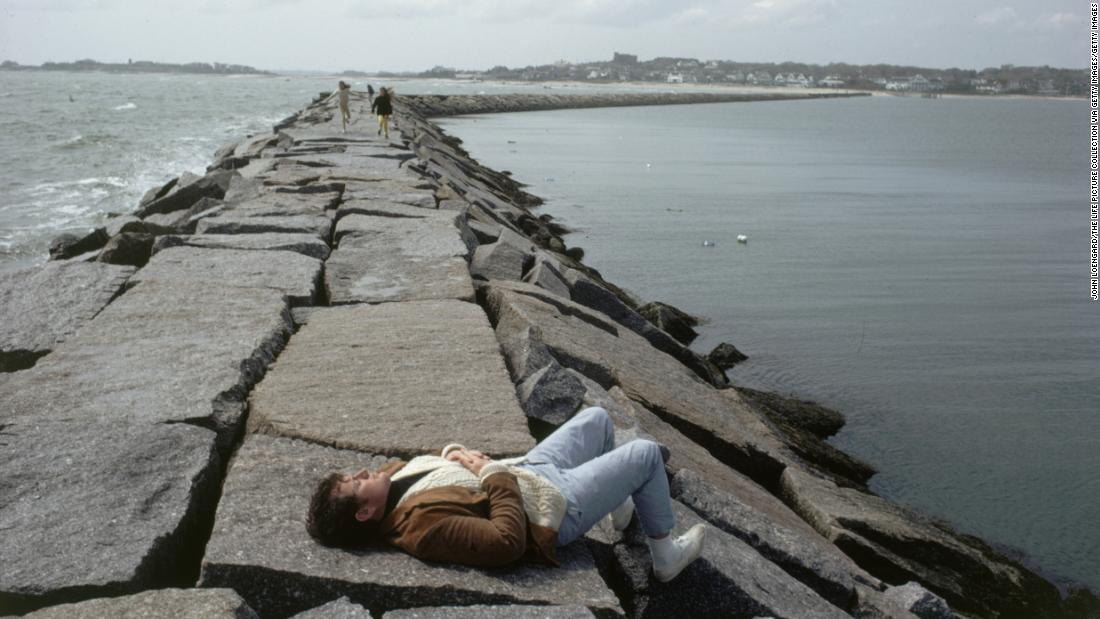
[307,407,706,582]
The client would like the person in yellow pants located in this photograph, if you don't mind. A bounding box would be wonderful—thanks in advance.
[371,87,393,139]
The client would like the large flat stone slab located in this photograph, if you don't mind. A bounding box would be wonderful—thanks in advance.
[200,435,620,617]
[153,233,331,261]
[0,261,134,369]
[326,214,473,304]
[483,281,789,484]
[17,588,257,619]
[249,301,534,457]
[132,246,321,306]
[0,280,292,439]
[0,420,221,613]
[340,179,436,209]
[195,212,334,239]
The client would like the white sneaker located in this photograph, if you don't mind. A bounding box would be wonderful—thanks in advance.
[611,497,634,531]
[648,524,707,583]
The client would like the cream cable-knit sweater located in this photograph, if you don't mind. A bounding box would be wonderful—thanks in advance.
[392,447,567,531]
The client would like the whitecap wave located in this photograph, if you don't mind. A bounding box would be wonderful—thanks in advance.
[114,102,137,111]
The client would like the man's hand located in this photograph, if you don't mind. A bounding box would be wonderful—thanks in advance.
[446,448,492,476]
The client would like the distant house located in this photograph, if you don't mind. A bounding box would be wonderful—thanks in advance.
[667,73,684,83]
[773,73,787,86]
[820,75,846,88]
[909,74,931,92]
[728,71,746,83]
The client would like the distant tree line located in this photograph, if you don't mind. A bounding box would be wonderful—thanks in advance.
[413,54,1087,96]
[0,59,271,75]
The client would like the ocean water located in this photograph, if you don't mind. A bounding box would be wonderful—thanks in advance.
[438,96,1100,591]
[0,70,665,269]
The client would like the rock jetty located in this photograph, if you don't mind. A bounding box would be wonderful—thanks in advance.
[1,91,1096,619]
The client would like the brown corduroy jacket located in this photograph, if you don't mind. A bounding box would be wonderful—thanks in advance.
[375,460,560,567]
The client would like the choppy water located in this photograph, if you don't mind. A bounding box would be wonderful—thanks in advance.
[0,71,654,269]
[438,96,1100,591]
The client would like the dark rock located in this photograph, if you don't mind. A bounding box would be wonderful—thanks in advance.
[199,435,621,617]
[738,387,846,438]
[467,219,502,245]
[139,176,179,207]
[0,261,135,365]
[18,588,258,619]
[522,256,571,298]
[638,302,699,346]
[96,232,154,267]
[386,605,596,619]
[778,466,1066,618]
[706,342,748,369]
[517,361,588,426]
[0,420,222,614]
[137,169,238,218]
[560,269,728,389]
[48,227,109,260]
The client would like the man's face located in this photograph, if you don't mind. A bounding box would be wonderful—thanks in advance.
[333,468,391,522]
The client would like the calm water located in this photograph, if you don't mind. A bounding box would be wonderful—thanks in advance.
[439,97,1100,591]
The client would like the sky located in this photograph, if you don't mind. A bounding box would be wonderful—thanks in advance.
[0,0,1088,73]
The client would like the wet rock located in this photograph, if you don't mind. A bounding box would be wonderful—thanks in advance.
[17,588,257,619]
[706,342,748,369]
[638,302,699,346]
[152,233,331,261]
[778,466,1064,618]
[139,176,179,207]
[48,227,109,260]
[0,261,134,369]
[96,231,155,267]
[0,420,221,614]
[738,388,846,438]
[200,435,620,617]
[137,169,237,218]
[560,268,727,388]
[249,302,533,457]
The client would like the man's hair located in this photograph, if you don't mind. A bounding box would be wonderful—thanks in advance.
[306,472,379,548]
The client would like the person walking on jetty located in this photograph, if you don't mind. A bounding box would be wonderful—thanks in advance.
[366,83,375,104]
[306,406,707,582]
[334,80,352,133]
[371,86,393,139]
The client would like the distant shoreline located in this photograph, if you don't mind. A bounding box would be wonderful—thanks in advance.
[0,60,271,76]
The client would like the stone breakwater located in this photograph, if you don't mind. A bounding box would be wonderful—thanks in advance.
[0,92,1095,619]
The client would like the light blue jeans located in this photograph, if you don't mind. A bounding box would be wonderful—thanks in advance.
[519,406,675,545]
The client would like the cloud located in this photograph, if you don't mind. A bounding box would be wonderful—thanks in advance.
[1039,11,1080,28]
[975,6,1020,26]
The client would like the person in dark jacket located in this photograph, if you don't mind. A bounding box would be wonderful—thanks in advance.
[371,87,393,138]
[306,407,707,582]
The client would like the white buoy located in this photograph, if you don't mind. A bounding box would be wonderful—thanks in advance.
[736,235,748,244]
[702,240,716,247]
